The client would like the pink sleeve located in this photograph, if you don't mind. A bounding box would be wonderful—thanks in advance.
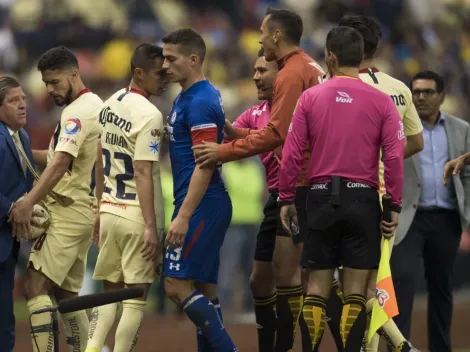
[279,93,310,202]
[381,99,405,206]
[227,108,253,140]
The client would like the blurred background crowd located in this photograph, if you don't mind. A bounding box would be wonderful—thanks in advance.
[3,0,470,319]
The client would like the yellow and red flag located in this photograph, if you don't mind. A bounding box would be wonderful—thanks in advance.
[367,239,399,342]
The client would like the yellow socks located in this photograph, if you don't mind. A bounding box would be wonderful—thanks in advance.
[27,295,54,352]
[340,294,367,352]
[85,303,118,352]
[61,310,89,352]
[303,295,327,350]
[114,299,146,352]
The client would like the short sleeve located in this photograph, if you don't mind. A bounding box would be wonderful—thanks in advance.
[135,110,164,161]
[402,90,423,136]
[54,113,90,158]
[188,99,219,145]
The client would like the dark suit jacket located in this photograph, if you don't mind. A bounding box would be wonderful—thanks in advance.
[0,121,35,262]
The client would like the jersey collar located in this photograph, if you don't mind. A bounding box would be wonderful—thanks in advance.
[74,88,91,101]
[359,67,380,74]
[128,87,149,99]
[277,49,303,70]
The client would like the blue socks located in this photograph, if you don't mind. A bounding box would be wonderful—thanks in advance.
[197,298,223,352]
[182,291,237,352]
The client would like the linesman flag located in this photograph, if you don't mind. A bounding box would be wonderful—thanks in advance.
[367,239,399,342]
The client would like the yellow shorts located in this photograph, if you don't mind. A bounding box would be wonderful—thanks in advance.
[93,212,156,284]
[29,206,93,293]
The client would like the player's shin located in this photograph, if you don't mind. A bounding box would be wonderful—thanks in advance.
[253,293,277,352]
[197,298,223,352]
[114,299,146,352]
[61,310,89,352]
[276,284,303,351]
[326,279,346,351]
[303,294,328,351]
[182,290,237,352]
[340,294,367,352]
[85,303,118,352]
[27,295,55,352]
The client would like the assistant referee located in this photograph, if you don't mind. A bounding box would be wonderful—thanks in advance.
[277,26,405,352]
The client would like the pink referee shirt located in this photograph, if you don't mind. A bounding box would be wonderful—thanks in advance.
[279,76,405,206]
[232,101,279,189]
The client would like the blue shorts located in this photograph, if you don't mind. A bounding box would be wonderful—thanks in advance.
[163,195,232,284]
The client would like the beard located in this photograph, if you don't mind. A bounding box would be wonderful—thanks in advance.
[54,84,74,106]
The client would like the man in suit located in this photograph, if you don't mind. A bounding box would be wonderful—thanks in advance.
[391,71,470,352]
[0,76,35,351]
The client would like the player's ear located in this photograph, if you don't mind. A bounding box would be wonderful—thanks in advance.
[189,54,198,67]
[272,29,281,44]
[134,68,144,80]
[70,68,79,81]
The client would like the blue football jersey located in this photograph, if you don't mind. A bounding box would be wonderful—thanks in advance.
[167,80,227,205]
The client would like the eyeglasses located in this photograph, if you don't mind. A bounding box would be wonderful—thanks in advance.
[412,89,437,97]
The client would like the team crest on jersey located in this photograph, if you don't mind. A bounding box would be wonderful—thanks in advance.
[64,117,82,135]
[149,141,159,154]
[170,111,177,124]
[151,128,161,137]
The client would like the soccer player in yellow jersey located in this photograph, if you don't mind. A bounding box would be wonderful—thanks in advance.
[85,43,167,352]
[324,15,424,352]
[9,46,103,352]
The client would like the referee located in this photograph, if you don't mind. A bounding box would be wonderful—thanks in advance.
[278,26,405,352]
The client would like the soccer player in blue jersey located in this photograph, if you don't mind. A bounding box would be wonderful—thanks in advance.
[161,28,238,352]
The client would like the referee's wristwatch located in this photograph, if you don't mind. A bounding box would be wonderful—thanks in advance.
[277,197,293,208]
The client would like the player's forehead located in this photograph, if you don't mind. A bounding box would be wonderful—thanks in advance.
[254,57,276,71]
[412,79,437,91]
[261,14,271,31]
[41,68,69,82]
[163,43,184,58]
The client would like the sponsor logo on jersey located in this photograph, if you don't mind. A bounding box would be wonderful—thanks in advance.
[336,91,353,104]
[151,128,161,137]
[64,117,82,135]
[99,106,132,133]
[149,141,159,154]
[59,136,78,146]
[398,121,405,140]
[170,111,177,124]
[390,94,406,107]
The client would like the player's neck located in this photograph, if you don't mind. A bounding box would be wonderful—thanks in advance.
[71,80,87,102]
[181,73,205,92]
[129,80,149,98]
[277,44,299,62]
[359,58,376,70]
[334,67,359,79]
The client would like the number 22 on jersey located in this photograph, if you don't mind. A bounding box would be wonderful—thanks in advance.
[102,147,136,200]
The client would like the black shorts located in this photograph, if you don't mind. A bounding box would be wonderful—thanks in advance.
[254,186,308,262]
[302,181,382,270]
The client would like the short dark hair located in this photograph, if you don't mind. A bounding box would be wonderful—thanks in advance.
[257,48,265,57]
[265,8,303,45]
[37,46,79,72]
[0,76,21,104]
[410,71,445,93]
[326,26,364,67]
[131,43,164,73]
[338,15,382,60]
[162,29,206,62]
